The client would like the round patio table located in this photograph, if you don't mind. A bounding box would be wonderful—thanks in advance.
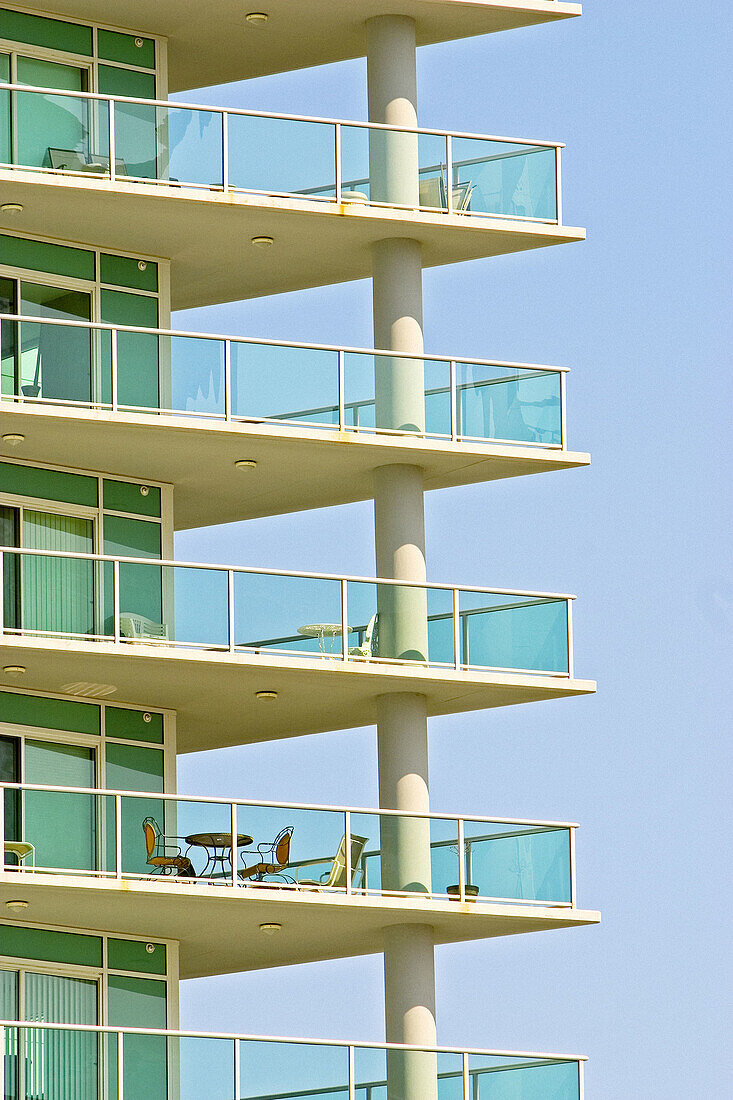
[297,623,349,654]
[185,831,253,879]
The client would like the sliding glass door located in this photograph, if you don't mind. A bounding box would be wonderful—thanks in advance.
[21,509,95,636]
[23,741,96,873]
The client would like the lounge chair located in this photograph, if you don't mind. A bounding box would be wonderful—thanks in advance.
[119,613,168,642]
[294,833,368,891]
[349,614,378,659]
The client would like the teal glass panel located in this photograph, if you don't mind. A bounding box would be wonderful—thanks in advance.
[24,974,98,1100]
[177,1036,235,1100]
[228,113,335,197]
[108,937,166,977]
[161,797,232,880]
[0,9,93,55]
[230,341,338,426]
[0,234,95,282]
[103,516,161,559]
[240,1039,348,1099]
[341,126,448,208]
[100,293,159,409]
[14,69,109,174]
[458,591,569,673]
[351,811,440,896]
[167,333,225,415]
[103,479,161,519]
[107,747,164,877]
[113,102,222,186]
[354,1046,459,1100]
[465,821,572,904]
[0,52,9,164]
[105,705,163,744]
[467,1054,579,1099]
[16,282,93,402]
[23,741,96,871]
[343,352,450,435]
[451,138,557,220]
[171,564,229,646]
[98,29,156,70]
[1,276,15,397]
[0,734,19,848]
[346,581,453,664]
[109,977,167,1100]
[457,363,562,444]
[227,803,344,889]
[100,253,158,293]
[116,561,163,636]
[0,976,19,1100]
[233,572,342,656]
[339,125,370,199]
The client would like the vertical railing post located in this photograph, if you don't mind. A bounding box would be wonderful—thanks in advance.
[0,787,5,871]
[555,146,562,226]
[345,810,352,895]
[234,1037,241,1100]
[452,589,461,671]
[117,1030,124,1100]
[566,599,574,678]
[462,1052,470,1100]
[569,827,577,908]
[111,328,119,412]
[231,801,238,888]
[560,370,567,449]
[449,359,458,441]
[578,1059,585,1100]
[109,98,116,183]
[457,817,465,902]
[222,111,229,192]
[113,560,121,643]
[445,134,453,214]
[224,340,232,421]
[348,1045,355,1100]
[338,349,346,431]
[335,123,342,203]
[115,794,123,879]
[228,570,235,654]
[341,579,349,662]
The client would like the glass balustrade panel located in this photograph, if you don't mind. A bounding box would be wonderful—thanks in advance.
[346,581,454,665]
[6,319,109,406]
[114,562,228,647]
[228,113,336,197]
[113,102,223,186]
[4,550,106,638]
[232,804,344,891]
[154,333,226,416]
[233,572,342,657]
[14,89,109,173]
[451,138,557,221]
[20,789,115,876]
[456,363,562,445]
[353,1046,464,1100]
[351,812,459,898]
[458,591,569,673]
[342,352,450,436]
[240,1039,349,1099]
[340,126,448,209]
[176,1037,236,1100]
[463,821,572,904]
[230,342,339,426]
[467,1054,580,1099]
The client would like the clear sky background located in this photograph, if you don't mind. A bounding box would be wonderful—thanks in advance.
[172,3,733,1096]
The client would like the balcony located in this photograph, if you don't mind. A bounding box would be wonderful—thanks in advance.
[0,1022,586,1099]
[10,1,582,90]
[0,315,588,527]
[0,550,594,748]
[0,85,584,305]
[0,784,599,973]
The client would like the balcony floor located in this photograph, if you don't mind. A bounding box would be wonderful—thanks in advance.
[0,404,590,529]
[0,637,595,751]
[0,169,585,308]
[0,1,581,90]
[0,871,599,978]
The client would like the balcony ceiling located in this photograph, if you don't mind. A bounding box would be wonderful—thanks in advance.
[0,171,584,309]
[0,638,595,752]
[0,406,590,529]
[0,874,600,978]
[1,1,581,90]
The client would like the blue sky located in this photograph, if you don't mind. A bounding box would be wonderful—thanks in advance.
[173,3,733,1096]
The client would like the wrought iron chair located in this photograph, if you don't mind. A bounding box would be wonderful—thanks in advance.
[238,826,294,883]
[142,816,196,877]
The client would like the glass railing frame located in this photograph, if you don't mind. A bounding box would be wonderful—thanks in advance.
[0,313,569,449]
[0,82,564,224]
[0,782,579,907]
[0,547,576,677]
[0,1019,587,1100]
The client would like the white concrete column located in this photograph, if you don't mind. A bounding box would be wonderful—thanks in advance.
[367,18,437,1098]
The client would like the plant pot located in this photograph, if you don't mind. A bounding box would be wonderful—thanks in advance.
[447,884,479,902]
[21,384,41,397]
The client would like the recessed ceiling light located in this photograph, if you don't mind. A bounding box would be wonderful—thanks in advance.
[2,433,25,447]
[251,235,274,247]
[1,203,24,215]
[3,666,26,676]
[246,12,269,24]
[234,459,258,469]
[255,690,278,700]
[5,900,29,911]
[259,922,282,935]
[61,681,117,697]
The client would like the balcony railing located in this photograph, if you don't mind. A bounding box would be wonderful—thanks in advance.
[0,784,577,907]
[0,315,566,447]
[0,83,562,222]
[0,1022,585,1100]
[0,550,574,676]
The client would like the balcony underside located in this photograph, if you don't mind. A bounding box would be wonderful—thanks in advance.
[0,872,599,978]
[0,404,590,529]
[0,170,585,308]
[0,637,595,751]
[0,1,582,91]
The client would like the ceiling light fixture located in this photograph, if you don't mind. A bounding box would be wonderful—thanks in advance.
[255,690,278,700]
[2,433,25,447]
[5,900,29,912]
[259,922,281,935]
[61,681,117,698]
[234,459,258,469]
[3,666,26,676]
[246,12,269,24]
[1,203,24,215]
[251,235,274,248]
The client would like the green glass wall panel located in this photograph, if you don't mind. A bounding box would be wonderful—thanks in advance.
[106,743,164,875]
[0,690,100,735]
[16,56,89,172]
[108,976,167,1100]
[100,290,159,408]
[24,741,96,871]
[100,252,158,293]
[0,924,102,967]
[97,65,155,100]
[0,460,98,506]
[0,8,93,55]
[103,516,162,636]
[103,515,161,557]
[104,706,163,744]
[18,280,92,402]
[0,233,95,281]
[0,52,9,163]
[103,478,161,518]
[108,938,166,977]
[97,29,155,70]
[0,735,19,846]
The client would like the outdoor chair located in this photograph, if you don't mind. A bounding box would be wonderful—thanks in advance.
[48,148,128,175]
[119,613,169,642]
[348,614,378,659]
[142,816,196,877]
[239,826,294,883]
[418,175,473,213]
[294,833,368,891]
